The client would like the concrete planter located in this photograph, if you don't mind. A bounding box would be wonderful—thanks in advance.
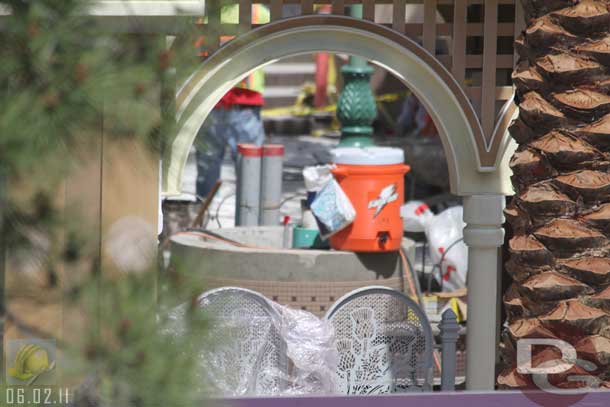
[170,226,416,316]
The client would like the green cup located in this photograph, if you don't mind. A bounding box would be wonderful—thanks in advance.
[292,227,325,249]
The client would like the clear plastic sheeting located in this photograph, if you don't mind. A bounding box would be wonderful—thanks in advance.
[275,303,338,395]
[161,288,338,397]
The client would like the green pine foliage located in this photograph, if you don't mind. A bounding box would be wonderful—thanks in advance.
[0,1,206,405]
[66,269,209,407]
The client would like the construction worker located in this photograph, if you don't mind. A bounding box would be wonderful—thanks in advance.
[194,4,269,199]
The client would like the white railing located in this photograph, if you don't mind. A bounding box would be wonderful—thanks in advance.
[0,1,205,16]
[87,0,205,16]
[0,1,206,32]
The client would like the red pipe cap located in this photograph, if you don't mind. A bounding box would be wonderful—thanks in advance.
[238,144,263,157]
[262,144,285,156]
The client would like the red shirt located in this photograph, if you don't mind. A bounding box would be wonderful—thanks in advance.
[216,88,264,109]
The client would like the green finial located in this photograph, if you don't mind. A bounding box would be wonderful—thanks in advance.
[336,64,377,147]
[336,4,376,148]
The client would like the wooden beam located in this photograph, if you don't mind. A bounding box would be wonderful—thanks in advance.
[435,54,514,70]
[452,0,467,88]
[363,0,375,21]
[392,0,406,33]
[301,0,314,14]
[423,0,437,54]
[513,0,525,65]
[206,0,221,52]
[481,0,499,139]
[332,0,345,15]
[239,0,252,34]
[466,86,514,103]
[270,0,283,20]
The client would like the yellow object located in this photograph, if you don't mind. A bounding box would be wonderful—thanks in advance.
[293,82,316,114]
[327,54,338,102]
[8,344,51,381]
[449,297,464,323]
[262,90,410,118]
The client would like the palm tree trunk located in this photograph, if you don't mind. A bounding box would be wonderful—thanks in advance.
[500,0,610,389]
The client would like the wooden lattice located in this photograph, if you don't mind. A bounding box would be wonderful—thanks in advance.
[198,0,523,141]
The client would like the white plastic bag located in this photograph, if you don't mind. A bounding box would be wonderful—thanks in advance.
[401,201,434,233]
[425,206,468,292]
[310,179,356,239]
[302,165,333,192]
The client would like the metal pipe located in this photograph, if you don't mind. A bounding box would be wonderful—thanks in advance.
[260,145,284,225]
[236,144,262,226]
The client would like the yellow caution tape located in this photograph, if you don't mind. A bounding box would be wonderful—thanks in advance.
[262,91,411,118]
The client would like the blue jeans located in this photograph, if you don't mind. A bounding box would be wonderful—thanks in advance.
[195,107,265,198]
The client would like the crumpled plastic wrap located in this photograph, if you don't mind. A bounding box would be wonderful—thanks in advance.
[161,294,338,397]
[274,303,338,395]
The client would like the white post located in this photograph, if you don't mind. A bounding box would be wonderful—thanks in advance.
[463,194,505,390]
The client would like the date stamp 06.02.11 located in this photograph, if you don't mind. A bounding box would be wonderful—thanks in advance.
[4,338,71,406]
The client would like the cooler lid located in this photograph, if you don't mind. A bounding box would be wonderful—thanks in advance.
[331,147,404,165]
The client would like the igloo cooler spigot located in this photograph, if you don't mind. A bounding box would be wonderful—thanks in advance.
[329,147,410,252]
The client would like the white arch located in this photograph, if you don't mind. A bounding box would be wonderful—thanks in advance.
[163,16,518,390]
[163,16,513,197]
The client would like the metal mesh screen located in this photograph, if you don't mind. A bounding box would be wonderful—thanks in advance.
[326,287,432,394]
[199,288,285,396]
[203,276,405,317]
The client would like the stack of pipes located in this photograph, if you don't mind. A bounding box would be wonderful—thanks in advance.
[235,144,284,227]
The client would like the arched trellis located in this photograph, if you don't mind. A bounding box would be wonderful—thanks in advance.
[164,15,515,391]
[163,15,515,197]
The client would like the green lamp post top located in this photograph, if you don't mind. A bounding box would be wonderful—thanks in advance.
[336,64,377,148]
[336,4,377,148]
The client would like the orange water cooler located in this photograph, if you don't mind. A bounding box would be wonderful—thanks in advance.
[330,147,410,252]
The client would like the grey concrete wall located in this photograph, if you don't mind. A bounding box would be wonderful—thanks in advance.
[168,227,417,315]
[170,227,415,282]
